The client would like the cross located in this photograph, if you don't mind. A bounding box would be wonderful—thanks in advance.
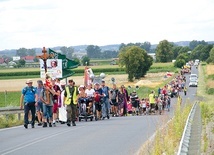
[36,47,53,73]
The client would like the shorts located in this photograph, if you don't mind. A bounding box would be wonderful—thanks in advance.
[150,104,155,109]
[131,101,138,108]
[53,103,58,113]
[36,101,43,112]
[111,99,118,106]
[95,102,102,112]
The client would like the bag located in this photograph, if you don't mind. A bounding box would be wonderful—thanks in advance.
[94,93,100,102]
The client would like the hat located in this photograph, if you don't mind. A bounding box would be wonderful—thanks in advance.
[68,79,73,83]
[79,85,85,88]
[101,79,105,83]
[94,82,100,85]
[60,80,66,85]
[26,79,33,84]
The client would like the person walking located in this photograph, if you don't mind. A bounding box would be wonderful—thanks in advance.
[101,80,110,120]
[40,82,56,127]
[110,84,119,117]
[64,79,79,126]
[184,86,187,96]
[36,80,44,126]
[149,90,156,113]
[20,79,38,129]
[51,79,61,127]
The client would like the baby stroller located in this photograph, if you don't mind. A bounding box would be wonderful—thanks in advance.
[127,102,133,116]
[78,97,94,122]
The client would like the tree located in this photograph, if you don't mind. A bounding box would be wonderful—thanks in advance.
[82,56,90,66]
[172,46,182,59]
[207,47,214,64]
[60,46,74,59]
[155,40,173,62]
[119,42,151,52]
[190,44,213,61]
[189,40,207,50]
[176,53,189,62]
[86,45,101,58]
[178,46,191,54]
[119,46,153,82]
[174,59,186,68]
[18,59,26,67]
[73,58,80,66]
[16,48,27,57]
[27,49,36,56]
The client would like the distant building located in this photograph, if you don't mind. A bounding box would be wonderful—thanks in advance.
[0,57,4,64]
[13,56,20,61]
[22,55,35,63]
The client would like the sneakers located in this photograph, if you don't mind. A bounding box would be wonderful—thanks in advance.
[53,123,56,127]
[31,124,35,128]
[72,122,76,126]
[38,123,42,126]
[107,115,110,119]
[43,122,47,128]
[49,123,52,127]
[24,124,28,129]
[67,122,71,127]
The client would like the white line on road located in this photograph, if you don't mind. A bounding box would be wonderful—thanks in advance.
[1,126,85,155]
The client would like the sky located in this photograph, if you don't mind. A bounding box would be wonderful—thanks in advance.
[0,0,213,50]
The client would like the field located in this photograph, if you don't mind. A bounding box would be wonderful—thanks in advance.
[0,62,176,107]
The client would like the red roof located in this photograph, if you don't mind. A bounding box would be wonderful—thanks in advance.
[23,56,35,60]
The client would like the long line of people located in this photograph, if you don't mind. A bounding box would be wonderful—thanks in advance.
[20,73,187,129]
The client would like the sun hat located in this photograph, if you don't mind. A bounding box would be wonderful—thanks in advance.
[26,79,33,84]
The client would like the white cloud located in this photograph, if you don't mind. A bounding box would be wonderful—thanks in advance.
[0,0,213,50]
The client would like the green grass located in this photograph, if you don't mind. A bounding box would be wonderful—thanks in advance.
[139,99,192,155]
[0,114,23,129]
[0,91,21,107]
[197,64,214,153]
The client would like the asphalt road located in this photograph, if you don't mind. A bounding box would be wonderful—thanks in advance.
[0,66,198,155]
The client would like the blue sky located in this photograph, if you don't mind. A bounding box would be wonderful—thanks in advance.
[0,0,213,50]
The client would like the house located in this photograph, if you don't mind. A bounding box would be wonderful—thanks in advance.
[0,57,4,64]
[22,55,35,63]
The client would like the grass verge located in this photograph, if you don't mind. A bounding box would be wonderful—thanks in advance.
[138,98,192,155]
[0,114,23,129]
[197,64,214,154]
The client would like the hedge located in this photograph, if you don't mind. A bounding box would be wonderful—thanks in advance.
[0,66,177,77]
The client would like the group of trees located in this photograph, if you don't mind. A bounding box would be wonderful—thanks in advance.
[155,40,214,68]
[86,45,118,59]
[16,48,36,57]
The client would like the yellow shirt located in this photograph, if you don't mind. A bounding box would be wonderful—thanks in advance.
[149,93,155,104]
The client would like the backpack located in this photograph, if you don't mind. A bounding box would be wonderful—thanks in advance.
[94,92,100,102]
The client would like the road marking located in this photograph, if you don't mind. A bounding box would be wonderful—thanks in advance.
[1,126,85,155]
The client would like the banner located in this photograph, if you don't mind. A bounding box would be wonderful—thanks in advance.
[40,59,62,78]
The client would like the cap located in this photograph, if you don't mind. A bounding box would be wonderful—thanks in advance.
[101,79,105,83]
[79,85,85,88]
[94,82,100,85]
[26,79,33,84]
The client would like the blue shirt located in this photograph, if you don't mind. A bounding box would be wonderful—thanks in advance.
[102,86,109,98]
[22,86,37,103]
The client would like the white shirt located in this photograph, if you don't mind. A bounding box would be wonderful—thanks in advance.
[85,89,95,97]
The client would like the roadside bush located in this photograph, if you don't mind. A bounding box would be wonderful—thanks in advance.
[206,88,214,95]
